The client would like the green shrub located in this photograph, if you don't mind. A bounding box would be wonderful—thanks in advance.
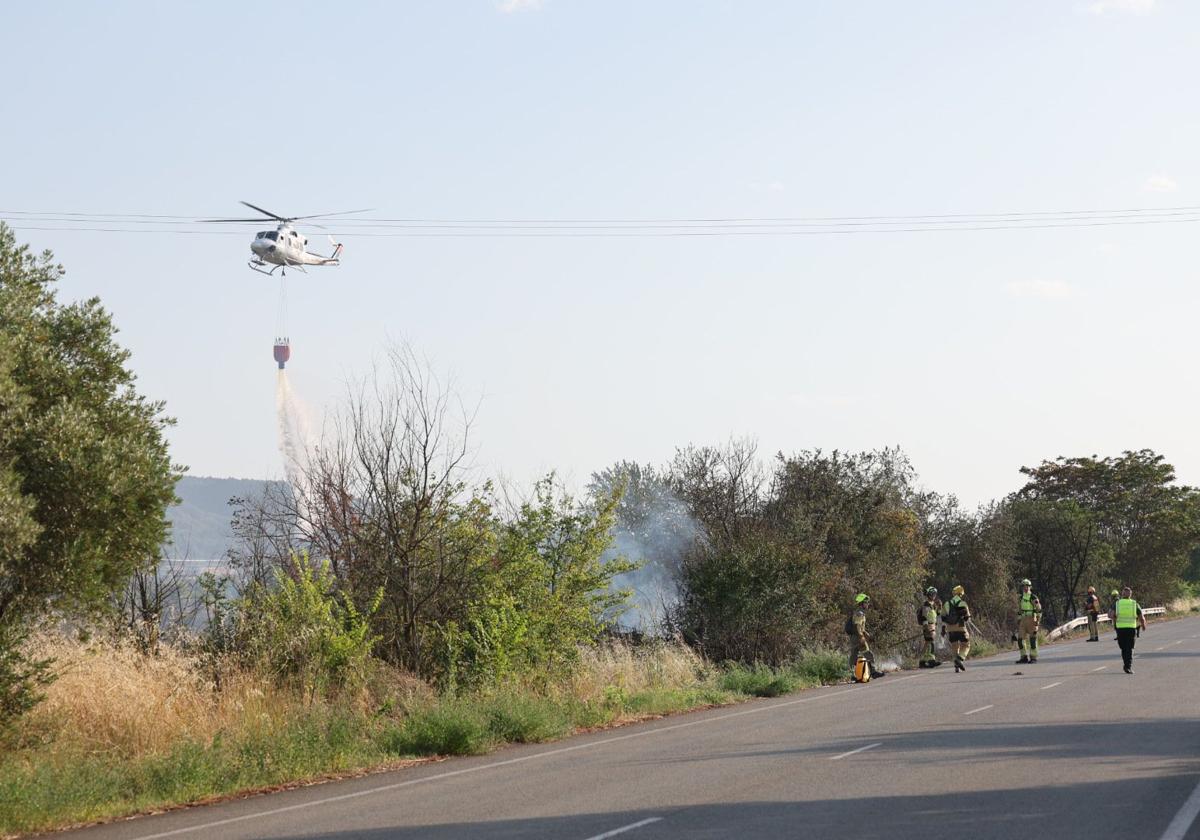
[969,636,1000,658]
[385,703,492,756]
[720,663,797,697]
[0,625,55,734]
[243,553,381,697]
[481,693,571,743]
[790,649,846,685]
[622,686,730,715]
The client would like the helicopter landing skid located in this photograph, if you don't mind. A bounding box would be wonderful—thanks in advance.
[249,260,283,276]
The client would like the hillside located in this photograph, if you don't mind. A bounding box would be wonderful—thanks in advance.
[165,476,279,561]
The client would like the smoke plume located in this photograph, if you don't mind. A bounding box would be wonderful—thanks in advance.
[604,488,701,634]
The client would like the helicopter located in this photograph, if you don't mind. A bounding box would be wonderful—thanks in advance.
[204,201,369,275]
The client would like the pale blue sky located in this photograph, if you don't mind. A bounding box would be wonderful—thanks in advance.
[3,0,1197,506]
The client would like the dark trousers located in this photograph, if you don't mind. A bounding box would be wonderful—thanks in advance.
[1116,627,1137,668]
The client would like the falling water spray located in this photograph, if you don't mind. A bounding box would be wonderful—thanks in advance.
[275,369,315,487]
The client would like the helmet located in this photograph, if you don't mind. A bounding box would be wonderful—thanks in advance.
[1020,578,1032,587]
[855,593,870,604]
[1087,585,1095,593]
[925,586,938,597]
[952,585,965,596]
[1111,589,1119,597]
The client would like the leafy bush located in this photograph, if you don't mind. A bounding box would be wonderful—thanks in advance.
[384,702,492,756]
[790,649,847,685]
[0,626,55,733]
[243,554,381,697]
[480,693,570,743]
[720,663,797,697]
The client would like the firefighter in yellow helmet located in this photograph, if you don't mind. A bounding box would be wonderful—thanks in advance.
[847,593,884,679]
[1015,578,1042,664]
[1084,585,1100,642]
[941,585,971,672]
[917,586,942,668]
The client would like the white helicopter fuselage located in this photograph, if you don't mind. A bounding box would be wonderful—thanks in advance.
[250,224,341,268]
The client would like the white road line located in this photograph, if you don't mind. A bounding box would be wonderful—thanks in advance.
[1040,682,1063,690]
[1091,666,1108,672]
[122,677,924,840]
[1160,776,1200,840]
[1155,646,1166,651]
[583,817,663,840]
[1167,640,1183,647]
[830,742,882,760]
[963,705,993,716]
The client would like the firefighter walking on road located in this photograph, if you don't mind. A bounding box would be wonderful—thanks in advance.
[917,587,942,668]
[1015,579,1042,664]
[1109,586,1147,674]
[942,585,971,672]
[848,594,885,680]
[1084,585,1101,642]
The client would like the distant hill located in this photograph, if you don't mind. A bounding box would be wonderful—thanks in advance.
[165,476,281,561]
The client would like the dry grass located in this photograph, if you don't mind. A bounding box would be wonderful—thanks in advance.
[567,640,711,703]
[1168,595,1200,613]
[18,634,288,758]
[0,635,802,836]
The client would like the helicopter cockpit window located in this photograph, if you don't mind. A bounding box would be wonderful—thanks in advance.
[264,231,278,241]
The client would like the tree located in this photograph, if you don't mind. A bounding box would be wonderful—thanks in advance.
[1007,498,1114,626]
[0,223,180,722]
[671,445,929,663]
[922,498,1014,631]
[229,345,635,686]
[1018,451,1200,604]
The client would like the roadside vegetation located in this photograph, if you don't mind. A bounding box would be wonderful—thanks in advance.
[3,222,1200,835]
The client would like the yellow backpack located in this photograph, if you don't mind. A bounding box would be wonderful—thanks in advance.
[853,656,872,684]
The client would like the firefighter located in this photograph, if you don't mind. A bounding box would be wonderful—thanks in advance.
[941,585,971,672]
[848,593,884,679]
[1109,586,1147,674]
[1015,578,1042,664]
[1084,585,1101,642]
[917,586,942,668]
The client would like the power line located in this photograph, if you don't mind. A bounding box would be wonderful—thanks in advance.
[9,215,1200,237]
[4,204,1200,237]
[6,203,1200,225]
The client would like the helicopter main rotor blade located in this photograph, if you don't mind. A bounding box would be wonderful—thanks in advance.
[293,208,374,220]
[240,200,291,221]
[200,217,277,223]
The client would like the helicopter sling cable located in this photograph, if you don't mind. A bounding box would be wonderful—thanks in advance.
[273,275,290,370]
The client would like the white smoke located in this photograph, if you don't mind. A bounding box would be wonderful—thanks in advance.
[604,489,701,634]
[275,370,315,487]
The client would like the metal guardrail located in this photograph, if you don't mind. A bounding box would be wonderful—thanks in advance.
[1045,606,1166,641]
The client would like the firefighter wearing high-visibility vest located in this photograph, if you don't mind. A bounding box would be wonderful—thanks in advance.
[917,587,942,668]
[941,585,971,672]
[1015,579,1042,664]
[1108,586,1146,674]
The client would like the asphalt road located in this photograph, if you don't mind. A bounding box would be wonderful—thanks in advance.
[66,615,1200,840]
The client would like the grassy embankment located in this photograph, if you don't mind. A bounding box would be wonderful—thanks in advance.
[0,635,845,836]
